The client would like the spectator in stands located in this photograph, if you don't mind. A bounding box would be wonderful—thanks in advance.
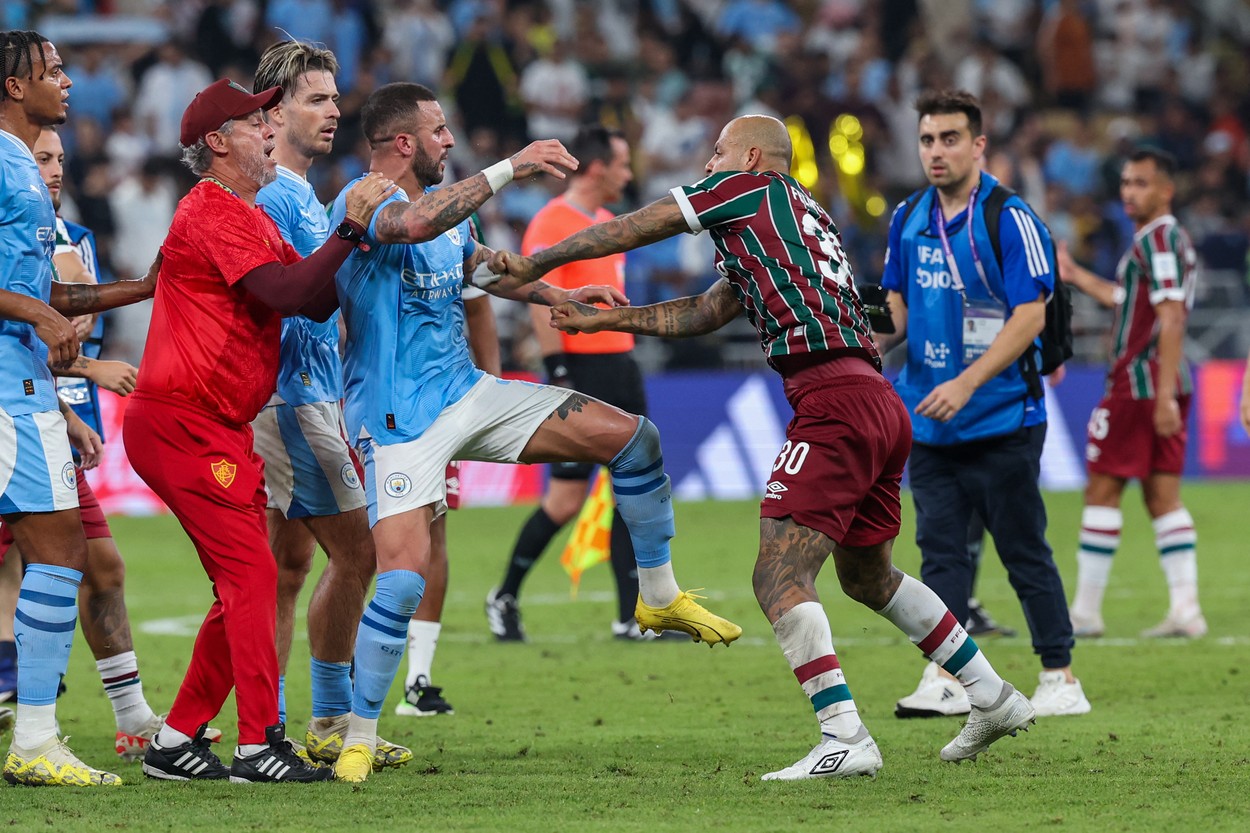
[133,42,212,151]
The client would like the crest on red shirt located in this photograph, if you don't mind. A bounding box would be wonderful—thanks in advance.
[211,459,237,489]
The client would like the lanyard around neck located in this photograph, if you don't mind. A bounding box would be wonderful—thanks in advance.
[932,186,999,304]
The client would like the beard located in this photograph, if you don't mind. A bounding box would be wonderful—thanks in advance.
[411,144,444,185]
[241,147,277,187]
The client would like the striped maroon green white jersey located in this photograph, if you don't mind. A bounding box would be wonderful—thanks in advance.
[669,171,878,366]
[1107,214,1197,400]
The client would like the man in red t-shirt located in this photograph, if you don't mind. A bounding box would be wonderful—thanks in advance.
[122,78,394,784]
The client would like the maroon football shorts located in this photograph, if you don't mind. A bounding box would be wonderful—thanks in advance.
[444,462,461,511]
[76,467,112,540]
[760,376,912,548]
[1085,394,1190,480]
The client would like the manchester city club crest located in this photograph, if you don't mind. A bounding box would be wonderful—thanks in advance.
[61,462,76,491]
[384,472,412,498]
[341,462,361,490]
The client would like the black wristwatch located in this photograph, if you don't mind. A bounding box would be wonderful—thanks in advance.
[335,221,363,244]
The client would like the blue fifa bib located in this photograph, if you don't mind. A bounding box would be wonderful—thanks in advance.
[893,181,1042,446]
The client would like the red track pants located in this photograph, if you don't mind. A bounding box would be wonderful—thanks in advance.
[124,393,278,744]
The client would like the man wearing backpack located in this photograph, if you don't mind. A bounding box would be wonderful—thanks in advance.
[877,89,1090,719]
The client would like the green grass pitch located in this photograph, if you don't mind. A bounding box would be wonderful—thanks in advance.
[6,484,1248,831]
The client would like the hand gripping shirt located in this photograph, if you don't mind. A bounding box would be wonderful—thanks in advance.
[669,170,878,367]
[0,129,59,416]
[256,165,343,406]
[330,180,480,445]
[135,181,300,425]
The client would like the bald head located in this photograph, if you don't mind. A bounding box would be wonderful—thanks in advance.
[706,114,792,176]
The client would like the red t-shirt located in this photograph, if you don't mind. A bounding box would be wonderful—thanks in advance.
[522,196,633,355]
[135,181,299,425]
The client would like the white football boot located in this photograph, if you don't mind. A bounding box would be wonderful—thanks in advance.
[1030,671,1092,717]
[940,683,1035,762]
[762,727,882,781]
[895,662,971,718]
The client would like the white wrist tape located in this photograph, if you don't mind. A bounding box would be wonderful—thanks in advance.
[483,159,514,193]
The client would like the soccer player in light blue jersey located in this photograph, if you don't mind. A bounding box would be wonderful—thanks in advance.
[248,40,410,770]
[0,30,158,786]
[325,82,743,782]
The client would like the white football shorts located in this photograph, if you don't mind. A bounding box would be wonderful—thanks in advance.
[252,400,367,518]
[0,407,79,514]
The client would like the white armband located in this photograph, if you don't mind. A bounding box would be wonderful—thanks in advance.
[482,159,514,193]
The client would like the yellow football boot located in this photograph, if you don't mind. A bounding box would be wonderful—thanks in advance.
[332,743,373,784]
[305,715,412,770]
[635,590,742,646]
[4,737,122,786]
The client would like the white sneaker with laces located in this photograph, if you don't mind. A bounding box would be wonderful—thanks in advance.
[761,728,882,781]
[940,683,1035,762]
[895,662,970,718]
[1141,611,1207,639]
[1030,671,1091,717]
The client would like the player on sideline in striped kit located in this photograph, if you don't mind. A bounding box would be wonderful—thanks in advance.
[1058,147,1205,640]
[492,114,1035,779]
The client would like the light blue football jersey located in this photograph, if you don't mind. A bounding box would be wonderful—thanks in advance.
[0,129,59,416]
[256,165,343,406]
[330,179,481,444]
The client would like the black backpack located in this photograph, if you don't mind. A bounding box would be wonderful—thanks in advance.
[898,184,1074,393]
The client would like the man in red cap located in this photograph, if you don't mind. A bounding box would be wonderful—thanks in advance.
[123,77,395,784]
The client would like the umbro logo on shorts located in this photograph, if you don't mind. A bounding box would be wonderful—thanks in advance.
[764,481,787,501]
[808,750,848,775]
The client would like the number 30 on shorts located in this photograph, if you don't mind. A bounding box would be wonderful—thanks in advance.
[772,441,811,475]
[1088,407,1110,441]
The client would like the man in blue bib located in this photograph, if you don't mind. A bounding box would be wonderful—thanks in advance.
[878,89,1089,721]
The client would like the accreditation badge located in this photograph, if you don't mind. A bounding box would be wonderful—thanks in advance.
[961,300,1005,366]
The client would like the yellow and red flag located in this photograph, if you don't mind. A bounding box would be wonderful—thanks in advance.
[559,467,614,598]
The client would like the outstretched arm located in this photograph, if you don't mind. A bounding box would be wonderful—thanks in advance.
[491,196,689,285]
[465,244,627,308]
[49,251,161,316]
[373,140,578,245]
[551,278,741,338]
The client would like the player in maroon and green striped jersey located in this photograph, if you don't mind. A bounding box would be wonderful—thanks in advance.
[486,114,1035,779]
[1058,147,1205,640]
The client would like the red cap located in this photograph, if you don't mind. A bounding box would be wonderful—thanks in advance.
[179,78,283,147]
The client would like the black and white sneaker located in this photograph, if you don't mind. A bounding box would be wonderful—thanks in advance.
[229,723,333,784]
[485,588,526,642]
[141,724,229,781]
[966,599,1017,637]
[395,676,455,717]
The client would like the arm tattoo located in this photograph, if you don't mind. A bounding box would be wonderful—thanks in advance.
[591,279,740,337]
[57,282,102,315]
[374,175,494,244]
[531,197,687,274]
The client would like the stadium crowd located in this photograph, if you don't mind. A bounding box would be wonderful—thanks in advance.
[6,0,1250,369]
